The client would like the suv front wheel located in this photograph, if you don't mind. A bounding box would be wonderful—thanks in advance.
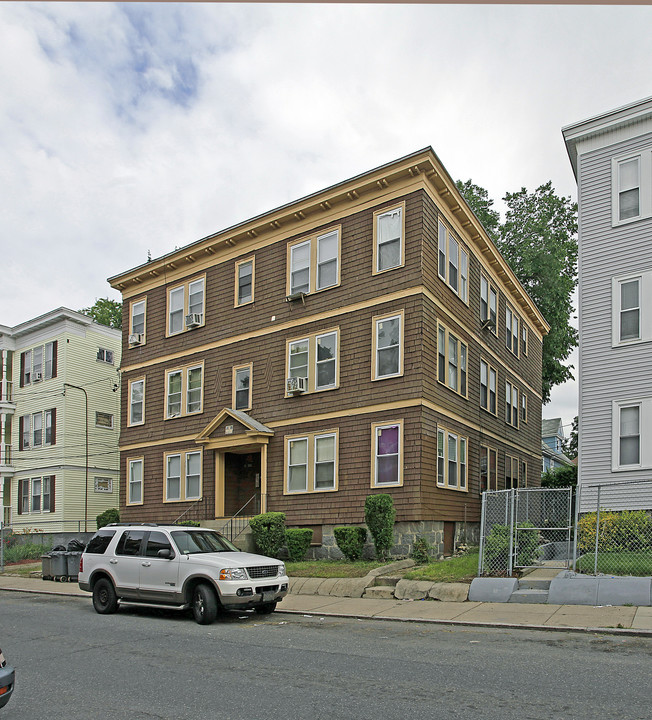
[93,577,118,614]
[191,583,218,625]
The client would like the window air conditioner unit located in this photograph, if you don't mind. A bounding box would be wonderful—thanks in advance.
[481,319,496,332]
[33,372,42,382]
[185,313,202,328]
[286,376,308,395]
[129,333,144,346]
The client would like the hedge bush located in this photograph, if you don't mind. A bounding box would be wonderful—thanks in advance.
[285,528,313,562]
[334,526,368,561]
[578,510,652,554]
[3,542,47,564]
[174,520,201,527]
[96,508,119,529]
[249,512,286,557]
[364,494,395,561]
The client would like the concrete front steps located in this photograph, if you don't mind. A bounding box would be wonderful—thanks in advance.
[508,576,552,604]
[364,575,402,599]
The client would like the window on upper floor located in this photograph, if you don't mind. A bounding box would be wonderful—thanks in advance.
[19,409,56,450]
[166,363,203,419]
[437,428,467,491]
[127,458,143,505]
[233,364,252,412]
[286,329,339,395]
[372,421,403,487]
[505,455,520,489]
[612,150,652,226]
[505,305,519,356]
[521,393,528,424]
[97,347,114,365]
[480,446,498,493]
[505,381,519,429]
[94,477,113,493]
[167,276,205,336]
[286,431,338,494]
[235,257,255,306]
[612,271,652,346]
[480,274,498,332]
[480,360,497,415]
[521,324,528,356]
[288,227,340,296]
[437,323,467,397]
[165,450,202,502]
[96,411,114,429]
[128,378,145,426]
[129,298,146,345]
[373,205,404,274]
[20,341,57,386]
[372,312,403,381]
[611,398,652,471]
[438,220,469,302]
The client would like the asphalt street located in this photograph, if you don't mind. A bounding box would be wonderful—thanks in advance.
[2,591,651,720]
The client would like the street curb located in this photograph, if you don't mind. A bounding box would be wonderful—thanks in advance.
[275,607,652,638]
[0,586,90,598]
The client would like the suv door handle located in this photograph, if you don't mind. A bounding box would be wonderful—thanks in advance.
[141,561,151,567]
[109,559,118,564]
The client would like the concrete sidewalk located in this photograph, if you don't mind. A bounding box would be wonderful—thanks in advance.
[1,573,651,636]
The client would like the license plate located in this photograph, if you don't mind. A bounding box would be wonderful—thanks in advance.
[262,591,276,602]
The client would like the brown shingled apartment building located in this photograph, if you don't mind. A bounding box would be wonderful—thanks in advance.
[108,147,548,557]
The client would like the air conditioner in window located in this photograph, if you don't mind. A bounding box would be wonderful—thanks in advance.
[129,333,144,346]
[185,313,202,328]
[33,372,42,382]
[286,376,308,395]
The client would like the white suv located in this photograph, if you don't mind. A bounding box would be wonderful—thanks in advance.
[78,524,289,625]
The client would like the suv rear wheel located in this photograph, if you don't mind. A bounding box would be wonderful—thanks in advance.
[93,578,118,614]
[191,583,218,625]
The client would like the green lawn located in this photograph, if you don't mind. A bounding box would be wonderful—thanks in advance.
[404,551,479,583]
[285,559,388,578]
[575,552,652,576]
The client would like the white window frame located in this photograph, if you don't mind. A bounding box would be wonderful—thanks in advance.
[612,271,652,347]
[505,455,519,489]
[284,431,338,495]
[505,381,519,428]
[437,323,468,397]
[286,329,339,395]
[127,458,144,505]
[480,446,498,492]
[167,276,206,336]
[235,257,255,307]
[612,398,652,471]
[612,150,652,226]
[130,298,146,339]
[506,306,519,356]
[164,450,202,502]
[288,227,341,295]
[97,348,114,365]
[128,378,145,426]
[480,360,497,415]
[233,364,252,411]
[373,313,403,380]
[373,205,404,275]
[372,421,403,488]
[436,428,467,492]
[438,220,469,302]
[32,412,42,447]
[94,477,113,493]
[165,363,203,419]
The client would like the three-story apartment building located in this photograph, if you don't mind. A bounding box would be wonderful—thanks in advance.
[564,98,652,511]
[109,148,548,555]
[0,308,121,531]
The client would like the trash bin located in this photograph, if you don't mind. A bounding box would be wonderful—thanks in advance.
[41,554,53,581]
[66,551,82,580]
[49,551,68,581]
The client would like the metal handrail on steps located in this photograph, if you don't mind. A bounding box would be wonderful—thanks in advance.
[221,494,261,542]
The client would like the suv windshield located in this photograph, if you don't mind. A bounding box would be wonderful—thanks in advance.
[170,530,239,555]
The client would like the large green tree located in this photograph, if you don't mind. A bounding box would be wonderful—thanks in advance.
[79,297,123,329]
[457,180,578,404]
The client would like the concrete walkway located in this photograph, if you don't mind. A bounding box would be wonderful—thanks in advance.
[1,572,651,636]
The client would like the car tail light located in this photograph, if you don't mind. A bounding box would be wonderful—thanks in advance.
[79,557,83,573]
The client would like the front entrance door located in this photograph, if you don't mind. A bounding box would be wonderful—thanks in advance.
[224,452,261,517]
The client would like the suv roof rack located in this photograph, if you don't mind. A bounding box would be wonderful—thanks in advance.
[105,522,160,527]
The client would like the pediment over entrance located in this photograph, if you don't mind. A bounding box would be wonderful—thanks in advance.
[196,408,274,450]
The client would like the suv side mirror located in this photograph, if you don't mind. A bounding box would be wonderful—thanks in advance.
[157,548,175,560]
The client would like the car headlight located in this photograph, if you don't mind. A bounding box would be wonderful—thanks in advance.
[277,563,286,577]
[219,568,248,581]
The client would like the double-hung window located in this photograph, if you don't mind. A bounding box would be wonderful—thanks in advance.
[438,220,469,302]
[437,323,468,397]
[233,364,252,411]
[32,412,42,447]
[480,360,497,414]
[480,446,497,492]
[613,398,652,471]
[288,228,341,295]
[506,306,519,356]
[505,381,519,428]
[20,415,31,449]
[374,206,404,274]
[372,422,402,487]
[130,298,146,342]
[165,450,202,502]
[287,330,338,393]
[23,475,54,513]
[128,378,145,426]
[168,276,205,335]
[612,151,652,225]
[20,341,56,386]
[166,364,203,418]
[480,275,498,330]
[127,458,143,505]
[235,258,254,306]
[286,431,338,494]
[373,313,403,380]
[616,156,640,222]
[33,346,43,379]
[613,271,652,346]
[437,428,467,491]
[505,455,519,489]
[20,480,30,513]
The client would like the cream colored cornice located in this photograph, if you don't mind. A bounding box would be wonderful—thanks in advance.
[109,147,548,335]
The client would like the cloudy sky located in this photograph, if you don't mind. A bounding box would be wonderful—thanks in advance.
[3,2,652,433]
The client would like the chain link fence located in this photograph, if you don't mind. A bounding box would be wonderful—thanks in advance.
[479,487,573,577]
[574,479,652,577]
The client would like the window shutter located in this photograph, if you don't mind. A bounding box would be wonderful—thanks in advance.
[49,476,55,512]
[18,416,24,451]
[20,352,25,388]
[51,408,56,445]
[52,341,58,378]
[17,478,23,514]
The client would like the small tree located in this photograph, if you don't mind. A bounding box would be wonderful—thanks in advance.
[364,494,396,562]
[249,512,286,557]
[96,508,119,529]
[541,464,577,489]
[79,297,123,329]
